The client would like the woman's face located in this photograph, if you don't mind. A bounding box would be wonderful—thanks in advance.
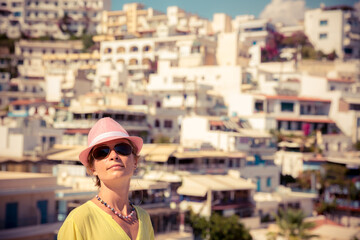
[91,139,138,185]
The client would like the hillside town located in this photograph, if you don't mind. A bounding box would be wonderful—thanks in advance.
[0,0,360,239]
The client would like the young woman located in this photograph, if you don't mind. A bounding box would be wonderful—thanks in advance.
[58,117,154,240]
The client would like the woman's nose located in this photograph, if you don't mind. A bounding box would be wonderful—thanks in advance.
[108,148,119,160]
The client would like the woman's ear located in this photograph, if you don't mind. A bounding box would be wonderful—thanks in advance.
[134,156,139,169]
[88,167,97,176]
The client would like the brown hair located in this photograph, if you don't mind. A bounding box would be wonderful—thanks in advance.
[86,139,139,188]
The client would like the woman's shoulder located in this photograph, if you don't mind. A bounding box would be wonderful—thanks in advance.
[134,205,151,219]
[65,201,96,221]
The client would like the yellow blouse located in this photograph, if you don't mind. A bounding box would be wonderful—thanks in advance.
[58,201,154,240]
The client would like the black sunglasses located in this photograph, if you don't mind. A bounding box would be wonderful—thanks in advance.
[92,142,133,160]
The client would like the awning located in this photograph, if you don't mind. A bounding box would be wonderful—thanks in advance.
[177,174,255,197]
[173,151,246,159]
[130,178,169,191]
[142,144,178,163]
[46,145,84,161]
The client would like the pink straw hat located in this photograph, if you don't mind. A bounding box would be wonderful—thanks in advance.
[79,117,143,167]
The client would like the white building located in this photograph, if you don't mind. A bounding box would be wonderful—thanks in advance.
[53,92,149,145]
[180,115,275,159]
[0,0,111,39]
[12,40,84,104]
[177,174,260,229]
[0,116,63,158]
[254,186,317,221]
[304,5,360,59]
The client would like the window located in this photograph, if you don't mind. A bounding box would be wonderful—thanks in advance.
[130,46,138,52]
[344,48,353,54]
[266,177,272,187]
[13,12,21,17]
[127,98,132,105]
[154,119,160,128]
[319,33,327,39]
[156,101,161,108]
[257,177,261,191]
[350,104,360,111]
[164,120,173,129]
[6,202,18,228]
[255,101,264,112]
[143,45,151,52]
[281,102,294,112]
[37,200,48,224]
[320,20,328,26]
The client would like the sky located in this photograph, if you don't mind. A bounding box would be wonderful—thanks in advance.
[112,0,360,25]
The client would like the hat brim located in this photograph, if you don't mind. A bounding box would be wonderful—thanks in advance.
[79,135,143,167]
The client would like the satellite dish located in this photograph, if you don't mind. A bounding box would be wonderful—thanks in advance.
[28,107,35,116]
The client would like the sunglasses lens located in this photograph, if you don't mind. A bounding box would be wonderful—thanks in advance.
[92,146,110,160]
[114,143,133,156]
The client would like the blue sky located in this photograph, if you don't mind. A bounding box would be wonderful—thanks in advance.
[112,0,359,20]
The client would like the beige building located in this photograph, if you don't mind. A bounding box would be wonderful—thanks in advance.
[0,0,111,38]
[101,3,213,38]
[0,171,66,240]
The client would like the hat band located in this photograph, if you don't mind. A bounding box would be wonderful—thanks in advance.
[89,131,130,147]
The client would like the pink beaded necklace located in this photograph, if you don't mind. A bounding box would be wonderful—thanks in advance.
[96,195,136,220]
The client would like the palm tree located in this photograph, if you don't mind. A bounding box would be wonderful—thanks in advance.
[267,208,317,240]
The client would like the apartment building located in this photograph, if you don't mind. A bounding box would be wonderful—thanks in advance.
[233,15,275,48]
[53,92,149,145]
[141,143,279,194]
[228,92,336,137]
[177,174,259,229]
[305,5,360,59]
[10,40,83,105]
[148,58,241,107]
[0,0,111,38]
[0,171,66,240]
[180,115,276,161]
[0,115,63,159]
[300,74,360,142]
[254,187,317,222]
[43,52,98,103]
[101,3,212,38]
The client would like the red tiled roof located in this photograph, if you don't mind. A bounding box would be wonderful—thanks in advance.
[209,120,224,126]
[311,218,342,230]
[263,95,331,103]
[10,99,45,106]
[65,129,90,134]
[276,117,334,123]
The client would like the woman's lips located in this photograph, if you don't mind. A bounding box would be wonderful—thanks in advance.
[108,164,124,170]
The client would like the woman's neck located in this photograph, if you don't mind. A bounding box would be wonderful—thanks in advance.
[98,180,131,211]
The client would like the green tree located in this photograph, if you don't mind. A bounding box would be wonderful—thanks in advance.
[188,211,252,240]
[209,213,252,240]
[268,208,317,240]
[188,210,209,240]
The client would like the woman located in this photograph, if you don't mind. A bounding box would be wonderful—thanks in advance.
[58,117,154,240]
